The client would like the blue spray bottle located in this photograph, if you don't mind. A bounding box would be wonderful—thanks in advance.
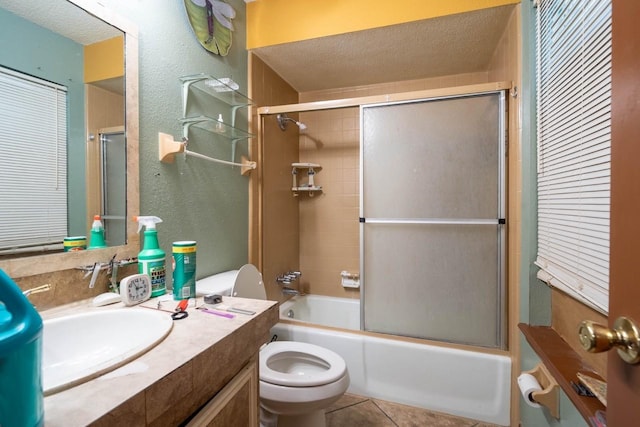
[0,269,44,427]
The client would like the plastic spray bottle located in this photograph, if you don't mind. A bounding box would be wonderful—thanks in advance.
[88,215,107,249]
[134,216,166,297]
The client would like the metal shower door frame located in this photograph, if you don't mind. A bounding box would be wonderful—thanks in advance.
[99,128,127,247]
[358,89,507,349]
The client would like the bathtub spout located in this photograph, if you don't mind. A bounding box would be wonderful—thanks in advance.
[281,287,301,296]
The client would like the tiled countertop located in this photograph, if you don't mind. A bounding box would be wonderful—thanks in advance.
[42,295,279,426]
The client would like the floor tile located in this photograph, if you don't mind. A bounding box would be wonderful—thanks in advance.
[326,400,396,427]
[326,393,370,413]
[373,399,476,427]
[326,393,501,427]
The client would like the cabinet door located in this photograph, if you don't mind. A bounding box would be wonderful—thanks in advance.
[187,358,258,427]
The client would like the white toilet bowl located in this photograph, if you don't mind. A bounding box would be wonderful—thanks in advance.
[197,264,350,427]
[259,341,350,427]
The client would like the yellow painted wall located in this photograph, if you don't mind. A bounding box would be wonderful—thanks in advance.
[84,36,124,83]
[247,0,520,49]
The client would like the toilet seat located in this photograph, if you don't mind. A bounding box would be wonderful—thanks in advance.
[260,341,347,387]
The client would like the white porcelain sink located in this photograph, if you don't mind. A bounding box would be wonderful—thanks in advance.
[42,308,173,395]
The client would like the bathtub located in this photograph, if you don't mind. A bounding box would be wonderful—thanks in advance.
[275,295,511,426]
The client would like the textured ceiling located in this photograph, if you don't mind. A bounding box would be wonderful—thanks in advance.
[251,5,515,92]
[1,0,122,45]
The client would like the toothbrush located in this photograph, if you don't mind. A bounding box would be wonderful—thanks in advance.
[198,307,235,319]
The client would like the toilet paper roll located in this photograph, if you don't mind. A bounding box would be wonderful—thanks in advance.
[517,373,542,408]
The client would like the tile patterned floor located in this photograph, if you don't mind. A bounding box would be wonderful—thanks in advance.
[326,394,501,427]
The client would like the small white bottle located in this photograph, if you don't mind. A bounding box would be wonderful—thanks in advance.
[215,113,225,133]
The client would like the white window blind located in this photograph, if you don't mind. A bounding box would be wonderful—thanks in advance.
[535,0,611,313]
[0,66,68,251]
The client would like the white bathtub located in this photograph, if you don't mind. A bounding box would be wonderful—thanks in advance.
[275,295,511,426]
[279,294,360,329]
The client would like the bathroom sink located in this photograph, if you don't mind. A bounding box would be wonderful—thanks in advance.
[42,308,173,395]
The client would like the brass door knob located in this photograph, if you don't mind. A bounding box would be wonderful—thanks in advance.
[578,317,640,364]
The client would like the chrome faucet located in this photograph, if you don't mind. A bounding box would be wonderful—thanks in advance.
[287,271,301,279]
[276,271,302,286]
[281,287,300,296]
[76,256,138,289]
[276,276,291,285]
[22,284,51,299]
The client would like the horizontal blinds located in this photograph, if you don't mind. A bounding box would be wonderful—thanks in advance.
[535,0,611,313]
[0,66,68,251]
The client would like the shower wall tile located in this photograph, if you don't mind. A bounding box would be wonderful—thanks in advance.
[296,107,360,298]
[249,54,299,303]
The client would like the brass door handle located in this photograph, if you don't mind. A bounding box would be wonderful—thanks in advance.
[578,317,640,364]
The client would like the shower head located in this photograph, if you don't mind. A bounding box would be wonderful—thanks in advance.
[277,114,307,132]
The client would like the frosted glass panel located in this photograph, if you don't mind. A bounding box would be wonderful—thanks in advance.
[362,94,500,219]
[363,224,500,347]
[361,92,505,348]
[101,132,126,247]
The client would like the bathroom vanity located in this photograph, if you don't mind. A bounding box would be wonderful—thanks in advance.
[42,296,278,426]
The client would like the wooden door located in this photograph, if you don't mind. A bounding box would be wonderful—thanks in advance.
[608,0,640,425]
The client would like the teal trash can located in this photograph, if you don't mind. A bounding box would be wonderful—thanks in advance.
[0,269,44,427]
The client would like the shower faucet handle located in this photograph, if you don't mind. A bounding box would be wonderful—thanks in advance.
[277,271,301,285]
[276,275,291,285]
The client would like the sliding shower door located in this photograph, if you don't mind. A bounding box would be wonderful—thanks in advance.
[100,130,127,247]
[360,91,506,348]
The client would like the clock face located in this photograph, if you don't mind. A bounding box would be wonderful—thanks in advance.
[120,274,152,306]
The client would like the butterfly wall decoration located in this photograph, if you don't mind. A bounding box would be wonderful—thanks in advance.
[184,0,236,56]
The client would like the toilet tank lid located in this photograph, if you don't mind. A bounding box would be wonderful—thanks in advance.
[195,270,238,296]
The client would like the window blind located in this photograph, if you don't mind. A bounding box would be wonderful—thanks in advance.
[535,0,611,313]
[0,67,68,251]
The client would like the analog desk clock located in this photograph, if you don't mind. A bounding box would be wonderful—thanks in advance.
[120,274,152,306]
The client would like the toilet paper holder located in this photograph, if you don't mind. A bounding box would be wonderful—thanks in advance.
[523,363,560,418]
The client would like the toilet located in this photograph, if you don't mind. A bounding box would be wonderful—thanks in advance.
[196,265,350,427]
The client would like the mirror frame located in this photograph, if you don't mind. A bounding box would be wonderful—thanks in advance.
[0,0,139,278]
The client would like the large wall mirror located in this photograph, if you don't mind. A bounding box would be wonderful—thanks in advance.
[0,0,139,277]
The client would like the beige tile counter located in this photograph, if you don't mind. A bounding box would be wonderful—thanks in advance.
[42,296,278,426]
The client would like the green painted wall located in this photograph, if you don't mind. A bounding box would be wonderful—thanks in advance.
[519,1,584,426]
[97,0,250,280]
[520,339,589,427]
[519,0,551,329]
[0,8,86,236]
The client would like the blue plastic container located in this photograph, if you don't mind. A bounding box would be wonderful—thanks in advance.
[0,269,44,427]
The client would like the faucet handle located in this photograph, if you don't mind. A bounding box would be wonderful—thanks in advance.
[283,271,301,281]
[275,275,290,285]
[23,284,51,298]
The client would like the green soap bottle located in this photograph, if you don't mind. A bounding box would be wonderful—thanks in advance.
[134,216,166,297]
[88,215,107,249]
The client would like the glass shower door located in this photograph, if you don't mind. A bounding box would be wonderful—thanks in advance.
[360,91,506,348]
[100,130,126,246]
